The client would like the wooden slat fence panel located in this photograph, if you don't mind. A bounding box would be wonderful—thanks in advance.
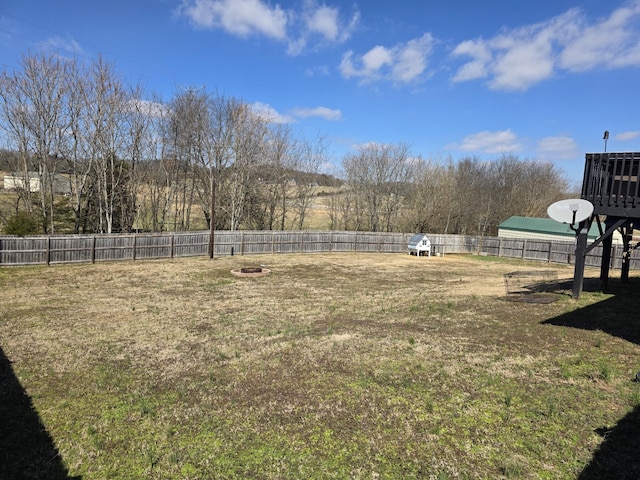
[2,231,640,272]
[134,234,172,260]
[549,242,575,264]
[301,231,332,253]
[331,232,356,252]
[94,235,134,262]
[499,239,525,259]
[50,236,93,264]
[214,231,243,256]
[173,232,208,258]
[0,237,47,265]
[524,240,555,262]
[479,237,501,257]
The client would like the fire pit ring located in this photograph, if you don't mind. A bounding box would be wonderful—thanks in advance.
[230,266,271,278]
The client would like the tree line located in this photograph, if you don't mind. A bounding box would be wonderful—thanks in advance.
[0,52,569,236]
[332,146,569,235]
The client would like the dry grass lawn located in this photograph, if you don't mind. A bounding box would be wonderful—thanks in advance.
[1,253,640,479]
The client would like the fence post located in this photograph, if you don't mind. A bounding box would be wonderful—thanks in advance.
[170,233,174,259]
[522,240,527,259]
[45,236,51,266]
[548,241,552,263]
[241,231,245,256]
[132,234,137,261]
[92,236,96,264]
[300,232,304,253]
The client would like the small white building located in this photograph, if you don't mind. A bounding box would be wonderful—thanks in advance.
[4,172,40,192]
[407,233,431,256]
[3,172,70,194]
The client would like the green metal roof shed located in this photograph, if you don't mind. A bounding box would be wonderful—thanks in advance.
[497,216,601,242]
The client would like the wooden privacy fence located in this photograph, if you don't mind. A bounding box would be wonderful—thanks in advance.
[0,231,639,270]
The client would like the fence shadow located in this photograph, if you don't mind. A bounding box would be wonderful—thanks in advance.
[0,346,79,479]
[543,278,640,479]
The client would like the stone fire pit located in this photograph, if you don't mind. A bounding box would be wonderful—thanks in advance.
[230,266,271,278]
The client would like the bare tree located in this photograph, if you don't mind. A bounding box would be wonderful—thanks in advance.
[225,102,268,231]
[342,142,413,232]
[0,53,70,233]
[258,124,295,230]
[289,134,327,230]
[167,87,211,232]
[0,64,35,217]
[79,56,133,233]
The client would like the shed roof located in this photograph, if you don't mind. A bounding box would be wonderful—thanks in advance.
[498,216,599,239]
[407,233,430,247]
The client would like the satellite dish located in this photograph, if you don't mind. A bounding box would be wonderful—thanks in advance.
[547,199,594,225]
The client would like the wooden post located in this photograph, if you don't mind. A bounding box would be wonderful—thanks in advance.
[522,240,527,259]
[621,227,632,283]
[92,236,96,264]
[547,241,553,263]
[132,234,137,261]
[208,173,215,260]
[572,219,591,299]
[45,236,51,266]
[241,231,245,256]
[498,238,503,258]
[170,233,174,259]
[600,229,613,291]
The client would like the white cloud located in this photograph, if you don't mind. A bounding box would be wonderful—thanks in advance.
[127,99,171,118]
[304,65,330,77]
[560,1,640,71]
[177,0,288,40]
[38,35,84,56]
[340,33,434,85]
[250,102,294,124]
[306,4,339,41]
[252,102,341,123]
[454,129,523,154]
[616,131,640,141]
[452,1,640,91]
[287,3,359,55]
[451,40,491,82]
[291,106,341,120]
[537,135,579,160]
[177,0,358,55]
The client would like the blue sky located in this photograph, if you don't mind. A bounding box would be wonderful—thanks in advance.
[1,0,640,184]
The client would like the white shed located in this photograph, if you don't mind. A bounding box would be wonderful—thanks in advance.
[407,233,431,257]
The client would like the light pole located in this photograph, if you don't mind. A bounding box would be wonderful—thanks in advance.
[603,130,609,152]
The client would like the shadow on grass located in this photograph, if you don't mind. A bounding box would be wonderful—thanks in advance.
[543,278,640,480]
[0,346,79,480]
